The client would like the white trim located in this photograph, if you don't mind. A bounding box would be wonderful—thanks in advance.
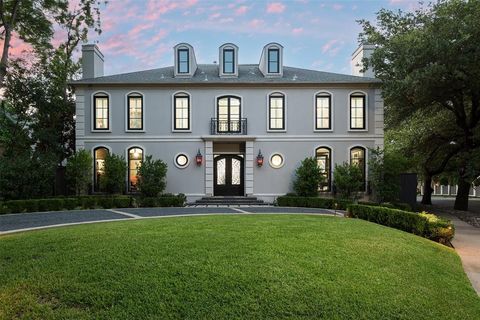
[125,91,146,133]
[262,43,284,77]
[313,90,334,132]
[173,43,196,78]
[171,91,192,132]
[219,43,239,78]
[347,90,369,132]
[313,144,334,190]
[91,91,112,133]
[174,152,190,169]
[125,145,145,193]
[348,144,368,191]
[269,153,285,169]
[266,91,287,133]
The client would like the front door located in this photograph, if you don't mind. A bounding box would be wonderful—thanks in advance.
[214,155,244,196]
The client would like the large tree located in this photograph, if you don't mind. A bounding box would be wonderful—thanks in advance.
[0,0,101,86]
[359,0,480,210]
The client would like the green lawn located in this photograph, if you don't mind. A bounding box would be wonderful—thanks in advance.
[1,215,479,319]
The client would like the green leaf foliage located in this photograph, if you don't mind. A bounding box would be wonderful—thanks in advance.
[137,155,168,197]
[292,157,324,197]
[66,149,93,196]
[333,162,363,201]
[101,154,127,195]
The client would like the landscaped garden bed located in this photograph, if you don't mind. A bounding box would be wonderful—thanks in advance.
[0,215,478,319]
[0,194,186,215]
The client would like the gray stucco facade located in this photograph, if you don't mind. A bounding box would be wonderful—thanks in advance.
[73,43,383,203]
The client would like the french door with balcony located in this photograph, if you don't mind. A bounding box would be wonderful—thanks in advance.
[217,96,241,133]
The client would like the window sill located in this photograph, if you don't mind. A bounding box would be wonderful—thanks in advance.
[172,130,192,133]
[348,129,369,132]
[126,129,146,133]
[91,129,112,133]
[266,129,287,133]
[314,129,333,132]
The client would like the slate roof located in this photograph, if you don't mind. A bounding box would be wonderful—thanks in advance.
[72,64,381,85]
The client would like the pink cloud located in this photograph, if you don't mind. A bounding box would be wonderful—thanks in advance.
[143,30,168,47]
[235,5,249,15]
[321,39,344,56]
[209,12,221,20]
[267,2,286,13]
[292,27,303,35]
[145,0,198,21]
[248,19,265,28]
[128,22,154,37]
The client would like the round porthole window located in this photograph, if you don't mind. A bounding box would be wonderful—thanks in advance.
[269,153,284,169]
[174,153,189,169]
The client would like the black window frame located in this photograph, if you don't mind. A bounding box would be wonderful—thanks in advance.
[173,93,190,131]
[177,48,189,74]
[127,94,143,131]
[350,94,366,130]
[216,96,242,133]
[315,94,332,130]
[350,146,366,190]
[128,146,144,193]
[267,48,280,74]
[268,93,285,131]
[316,147,331,192]
[93,94,109,130]
[223,48,235,74]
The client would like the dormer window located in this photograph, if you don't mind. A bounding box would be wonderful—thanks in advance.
[178,49,189,74]
[268,49,279,73]
[223,49,235,74]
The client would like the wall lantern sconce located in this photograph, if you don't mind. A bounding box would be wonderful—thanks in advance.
[196,149,203,166]
[256,150,264,167]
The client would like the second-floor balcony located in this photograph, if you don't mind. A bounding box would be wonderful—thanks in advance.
[210,118,247,135]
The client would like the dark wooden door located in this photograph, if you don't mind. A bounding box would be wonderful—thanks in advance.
[214,155,244,196]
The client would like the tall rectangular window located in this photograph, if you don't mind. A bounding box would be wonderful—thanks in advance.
[178,49,189,73]
[269,94,285,130]
[174,94,190,130]
[223,49,235,74]
[268,49,279,73]
[128,95,143,130]
[316,94,331,130]
[350,95,366,129]
[94,95,109,130]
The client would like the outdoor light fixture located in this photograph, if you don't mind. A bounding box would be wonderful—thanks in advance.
[256,150,264,167]
[196,149,203,166]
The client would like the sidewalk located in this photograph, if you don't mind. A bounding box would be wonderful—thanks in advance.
[441,212,480,295]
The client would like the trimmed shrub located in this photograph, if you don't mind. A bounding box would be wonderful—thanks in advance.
[347,204,454,244]
[112,196,133,208]
[101,154,127,194]
[276,196,351,210]
[333,162,363,201]
[63,198,79,210]
[292,157,324,197]
[66,150,93,196]
[358,201,412,212]
[97,197,114,209]
[138,195,186,208]
[79,196,97,209]
[137,155,168,197]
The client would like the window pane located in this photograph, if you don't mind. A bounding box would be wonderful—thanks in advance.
[268,49,279,73]
[128,96,142,129]
[316,96,330,129]
[269,95,284,129]
[178,49,189,73]
[128,148,143,192]
[350,96,365,129]
[223,50,234,73]
[316,147,331,191]
[174,96,189,130]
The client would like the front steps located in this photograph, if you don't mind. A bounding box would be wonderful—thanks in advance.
[189,196,269,207]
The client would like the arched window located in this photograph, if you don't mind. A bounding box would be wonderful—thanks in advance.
[217,96,241,133]
[127,93,143,130]
[173,93,190,131]
[316,147,331,191]
[93,93,109,130]
[93,147,109,192]
[350,146,366,189]
[350,93,366,130]
[128,147,143,192]
[269,92,285,130]
[315,93,331,130]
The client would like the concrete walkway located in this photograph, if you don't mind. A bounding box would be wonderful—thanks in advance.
[0,206,337,234]
[439,212,480,295]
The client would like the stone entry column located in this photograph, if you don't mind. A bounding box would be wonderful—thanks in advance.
[205,141,213,196]
[245,141,254,196]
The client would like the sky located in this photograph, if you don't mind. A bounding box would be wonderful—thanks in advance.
[10,0,419,76]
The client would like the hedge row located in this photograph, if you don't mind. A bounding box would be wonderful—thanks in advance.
[358,201,413,212]
[347,204,454,244]
[0,194,186,215]
[276,196,351,210]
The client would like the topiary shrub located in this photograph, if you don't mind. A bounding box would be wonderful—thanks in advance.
[137,155,168,197]
[333,162,364,201]
[101,154,127,194]
[66,150,93,196]
[292,157,324,197]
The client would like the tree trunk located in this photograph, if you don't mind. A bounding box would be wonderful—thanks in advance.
[454,178,470,211]
[421,175,433,205]
[0,27,12,86]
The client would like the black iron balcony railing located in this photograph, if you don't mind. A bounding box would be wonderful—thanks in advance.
[210,118,247,135]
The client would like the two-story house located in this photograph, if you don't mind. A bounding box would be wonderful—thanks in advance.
[72,42,383,203]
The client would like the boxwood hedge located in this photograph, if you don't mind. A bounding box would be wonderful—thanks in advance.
[276,196,351,210]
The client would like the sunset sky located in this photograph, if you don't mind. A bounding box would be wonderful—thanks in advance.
[11,0,419,76]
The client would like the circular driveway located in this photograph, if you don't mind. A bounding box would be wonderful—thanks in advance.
[0,206,338,234]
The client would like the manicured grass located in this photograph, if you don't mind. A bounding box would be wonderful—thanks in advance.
[0,215,479,319]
